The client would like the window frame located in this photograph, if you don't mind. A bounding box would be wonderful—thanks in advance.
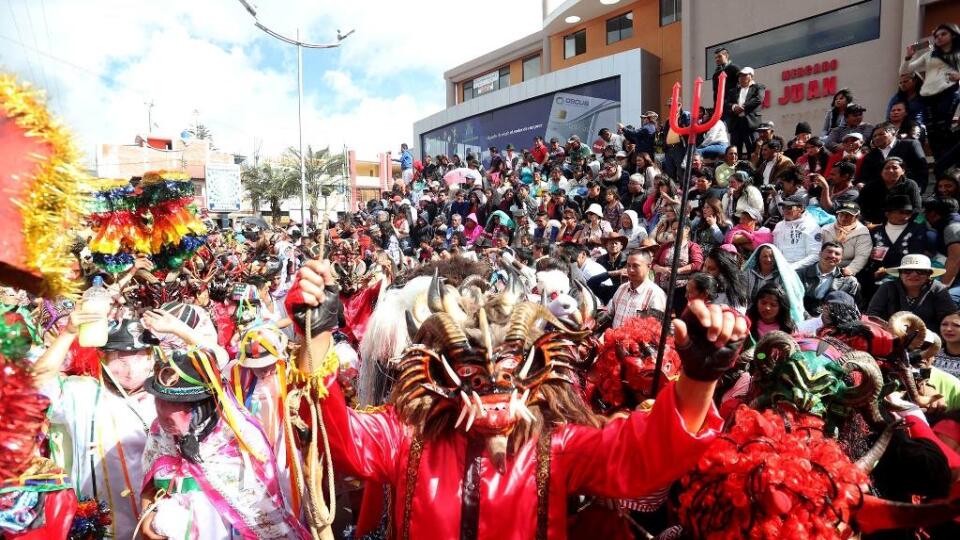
[564,29,587,59]
[704,0,880,76]
[659,0,681,27]
[606,12,634,45]
[522,54,541,81]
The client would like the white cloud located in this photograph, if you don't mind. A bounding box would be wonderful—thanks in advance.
[0,0,542,162]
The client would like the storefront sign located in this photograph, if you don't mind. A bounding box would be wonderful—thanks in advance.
[473,71,500,96]
[762,59,839,108]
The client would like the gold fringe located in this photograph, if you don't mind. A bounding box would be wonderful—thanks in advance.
[1,74,90,298]
[288,348,340,399]
[141,170,190,185]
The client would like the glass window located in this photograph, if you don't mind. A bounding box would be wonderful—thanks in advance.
[564,30,586,59]
[660,0,681,26]
[522,55,541,81]
[463,80,474,102]
[705,0,880,75]
[607,12,634,45]
[499,66,511,90]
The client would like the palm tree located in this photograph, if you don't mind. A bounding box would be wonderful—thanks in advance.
[241,161,300,225]
[282,145,346,223]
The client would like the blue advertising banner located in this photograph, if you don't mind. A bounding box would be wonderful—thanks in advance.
[421,77,620,161]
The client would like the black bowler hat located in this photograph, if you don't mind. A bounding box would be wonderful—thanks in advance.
[102,319,155,351]
[145,348,218,403]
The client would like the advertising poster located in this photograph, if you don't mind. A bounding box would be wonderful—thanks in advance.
[204,163,242,212]
[421,77,620,162]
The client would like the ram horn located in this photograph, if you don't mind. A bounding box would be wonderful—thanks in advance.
[753,331,798,376]
[889,311,926,349]
[441,284,469,324]
[504,302,565,350]
[837,350,885,425]
[856,420,902,473]
[459,275,488,293]
[414,312,471,357]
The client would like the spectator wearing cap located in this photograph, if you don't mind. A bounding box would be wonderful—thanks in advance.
[812,160,859,214]
[798,241,861,315]
[859,122,928,192]
[783,122,814,162]
[749,122,786,167]
[825,131,866,179]
[857,157,923,224]
[866,254,957,330]
[696,106,730,161]
[724,66,766,156]
[772,194,822,269]
[754,139,794,187]
[721,171,764,223]
[567,135,591,162]
[619,112,658,157]
[824,103,874,153]
[820,201,872,277]
[821,88,854,137]
[724,206,772,256]
[712,47,741,103]
[862,195,929,298]
[764,167,806,228]
[924,197,960,300]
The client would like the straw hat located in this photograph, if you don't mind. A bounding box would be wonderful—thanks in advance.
[885,254,945,278]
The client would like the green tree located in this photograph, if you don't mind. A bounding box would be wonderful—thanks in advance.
[241,161,300,225]
[240,161,267,217]
[282,145,346,223]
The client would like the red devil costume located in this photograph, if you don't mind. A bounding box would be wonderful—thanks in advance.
[285,269,743,540]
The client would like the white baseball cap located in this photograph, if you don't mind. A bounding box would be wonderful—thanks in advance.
[739,67,755,75]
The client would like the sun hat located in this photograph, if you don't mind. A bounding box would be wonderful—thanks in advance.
[145,348,219,403]
[739,207,763,222]
[586,203,604,218]
[885,254,945,278]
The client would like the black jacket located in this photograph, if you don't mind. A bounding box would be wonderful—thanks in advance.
[797,262,861,314]
[857,177,922,224]
[723,84,765,131]
[713,62,741,103]
[866,280,957,331]
[858,139,928,190]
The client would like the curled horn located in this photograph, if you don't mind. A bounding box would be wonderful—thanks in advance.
[572,279,599,322]
[856,420,903,472]
[413,312,471,356]
[459,275,488,293]
[753,331,798,376]
[504,302,568,350]
[889,311,926,349]
[837,350,885,425]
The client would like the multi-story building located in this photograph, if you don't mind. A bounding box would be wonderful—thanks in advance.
[414,0,680,162]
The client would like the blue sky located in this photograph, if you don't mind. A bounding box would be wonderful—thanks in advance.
[0,0,541,161]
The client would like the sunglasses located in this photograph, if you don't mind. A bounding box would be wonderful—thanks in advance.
[901,269,932,276]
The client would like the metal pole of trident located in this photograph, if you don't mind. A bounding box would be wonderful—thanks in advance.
[651,73,727,396]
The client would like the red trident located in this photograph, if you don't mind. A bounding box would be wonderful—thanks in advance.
[651,73,727,396]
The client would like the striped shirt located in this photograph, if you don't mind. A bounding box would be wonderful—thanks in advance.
[608,279,666,328]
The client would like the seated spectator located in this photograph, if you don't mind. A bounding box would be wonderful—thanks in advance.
[697,107,730,160]
[532,211,559,243]
[747,283,798,341]
[462,213,483,245]
[935,311,960,378]
[602,188,624,230]
[813,160,859,213]
[703,246,749,312]
[606,248,667,328]
[824,103,874,153]
[619,209,647,249]
[714,146,739,188]
[652,222,703,315]
[887,72,926,127]
[644,176,680,225]
[575,204,613,245]
[887,100,925,143]
[793,136,829,176]
[754,139,794,187]
[556,208,581,243]
[764,168,807,229]
[690,198,730,255]
[742,243,806,324]
[857,157,922,225]
[650,204,680,245]
[824,132,866,178]
[937,170,960,200]
[821,88,854,137]
[862,195,929,296]
[749,122,786,167]
[924,198,960,302]
[798,241,861,315]
[622,173,647,214]
[819,201,872,277]
[866,254,957,330]
[721,171,764,223]
[689,168,722,212]
[772,195,822,269]
[860,122,928,192]
[725,207,772,257]
[685,272,718,304]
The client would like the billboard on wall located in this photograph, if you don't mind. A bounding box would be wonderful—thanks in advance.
[421,77,620,161]
[204,163,242,212]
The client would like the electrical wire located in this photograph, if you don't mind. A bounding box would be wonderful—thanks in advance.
[5,0,38,85]
[38,0,65,109]
[22,0,52,102]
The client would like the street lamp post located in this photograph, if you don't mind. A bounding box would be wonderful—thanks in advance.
[236,0,353,226]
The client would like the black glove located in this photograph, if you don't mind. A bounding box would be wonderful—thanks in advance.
[675,308,744,382]
[291,283,341,336]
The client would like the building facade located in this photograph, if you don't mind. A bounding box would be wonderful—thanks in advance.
[414,0,679,160]
[682,0,960,137]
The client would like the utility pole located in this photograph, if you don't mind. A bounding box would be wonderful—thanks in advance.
[144,100,155,133]
[236,0,354,226]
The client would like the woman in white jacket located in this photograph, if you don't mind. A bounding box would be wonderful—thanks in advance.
[818,201,873,277]
[900,23,960,161]
[721,171,764,222]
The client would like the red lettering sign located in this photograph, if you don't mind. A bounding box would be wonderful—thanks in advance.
[766,61,839,108]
